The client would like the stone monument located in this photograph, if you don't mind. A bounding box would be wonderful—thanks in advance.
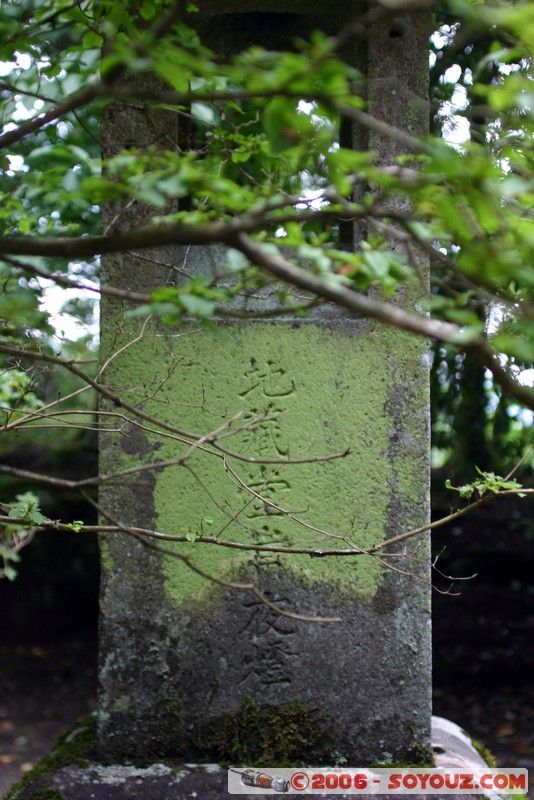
[98,0,431,767]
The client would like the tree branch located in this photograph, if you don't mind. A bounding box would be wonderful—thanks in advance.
[0,83,102,151]
[230,233,534,413]
[4,222,534,413]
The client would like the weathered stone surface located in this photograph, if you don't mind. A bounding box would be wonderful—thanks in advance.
[98,244,431,762]
[98,3,432,765]
[12,718,510,800]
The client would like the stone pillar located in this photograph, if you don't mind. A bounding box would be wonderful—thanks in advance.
[98,2,431,766]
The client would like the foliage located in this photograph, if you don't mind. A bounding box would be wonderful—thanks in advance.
[7,491,48,524]
[0,0,533,589]
[0,491,45,579]
[0,368,41,424]
[445,466,526,500]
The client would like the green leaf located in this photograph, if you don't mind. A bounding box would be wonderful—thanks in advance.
[191,102,218,126]
[325,148,372,194]
[446,469,526,499]
[226,249,250,272]
[8,492,48,525]
[179,294,215,318]
[82,30,103,48]
[3,565,19,582]
[140,1,157,20]
[263,98,315,154]
[445,478,475,499]
[67,521,85,533]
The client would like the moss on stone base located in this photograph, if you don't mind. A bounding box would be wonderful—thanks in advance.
[191,697,337,767]
[5,714,96,800]
[470,738,498,768]
[25,791,66,800]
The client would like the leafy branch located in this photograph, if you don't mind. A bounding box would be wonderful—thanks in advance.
[0,492,45,580]
[445,467,527,500]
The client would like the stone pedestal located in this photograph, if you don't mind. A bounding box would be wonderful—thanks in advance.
[98,3,431,766]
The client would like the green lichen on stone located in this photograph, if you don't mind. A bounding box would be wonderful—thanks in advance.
[99,538,114,572]
[113,694,132,713]
[4,715,96,800]
[98,317,429,606]
[151,323,401,603]
[369,730,434,768]
[94,695,185,763]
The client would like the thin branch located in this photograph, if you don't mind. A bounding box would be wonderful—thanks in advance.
[432,547,478,583]
[0,82,58,105]
[4,0,82,44]
[0,221,227,258]
[98,314,153,378]
[0,468,80,490]
[1,257,143,305]
[231,233,534,413]
[213,440,351,465]
[232,232,461,343]
[0,203,410,260]
[93,83,423,154]
[4,226,534,414]
[85,494,342,623]
[1,385,93,433]
[0,517,370,557]
[183,462,272,540]
[0,341,221,442]
[10,485,532,558]
[2,485,530,595]
[223,457,364,551]
[0,339,352,466]
[0,82,102,151]
[134,534,342,623]
[367,495,492,553]
[2,256,325,320]
[10,202,532,400]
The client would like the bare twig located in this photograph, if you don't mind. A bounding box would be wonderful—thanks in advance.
[135,534,342,623]
[85,494,343,623]
[2,456,532,546]
[223,457,364,551]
